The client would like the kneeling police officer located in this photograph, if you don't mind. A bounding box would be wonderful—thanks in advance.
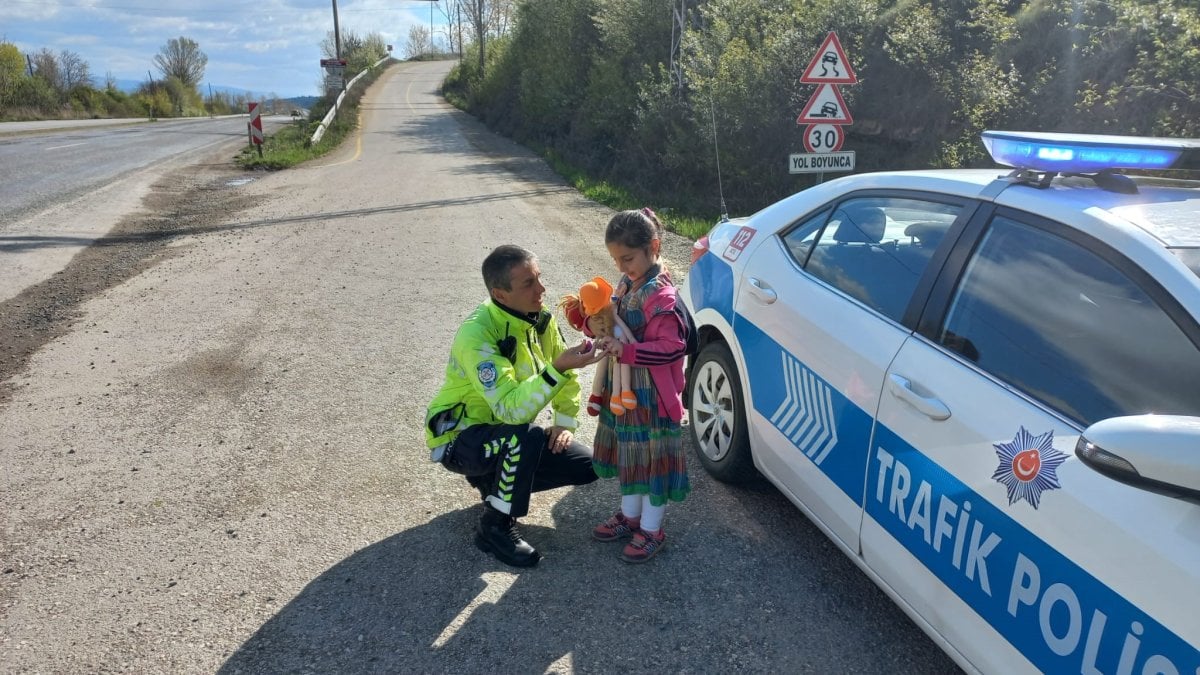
[425,245,603,567]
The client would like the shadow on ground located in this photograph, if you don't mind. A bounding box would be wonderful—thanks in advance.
[218,464,962,674]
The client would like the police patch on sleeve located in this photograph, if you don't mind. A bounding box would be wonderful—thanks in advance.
[477,361,498,389]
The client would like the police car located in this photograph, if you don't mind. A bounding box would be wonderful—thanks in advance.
[680,131,1200,674]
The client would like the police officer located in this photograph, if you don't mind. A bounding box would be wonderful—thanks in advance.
[425,245,604,567]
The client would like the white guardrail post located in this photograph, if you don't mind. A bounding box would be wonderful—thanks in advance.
[311,55,392,145]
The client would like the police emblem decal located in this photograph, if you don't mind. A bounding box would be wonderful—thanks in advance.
[992,427,1068,509]
[477,361,498,389]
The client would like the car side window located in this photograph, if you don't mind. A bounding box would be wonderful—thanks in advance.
[939,215,1200,426]
[783,197,961,322]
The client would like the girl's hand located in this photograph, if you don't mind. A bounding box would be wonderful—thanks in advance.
[599,336,624,358]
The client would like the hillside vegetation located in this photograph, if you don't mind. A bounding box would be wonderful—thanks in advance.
[444,0,1200,219]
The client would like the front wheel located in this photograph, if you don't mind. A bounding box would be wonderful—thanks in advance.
[687,340,756,483]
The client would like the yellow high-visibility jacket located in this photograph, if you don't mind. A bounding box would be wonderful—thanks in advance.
[424,299,580,449]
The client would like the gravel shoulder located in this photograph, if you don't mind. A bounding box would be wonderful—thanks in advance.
[0,60,959,674]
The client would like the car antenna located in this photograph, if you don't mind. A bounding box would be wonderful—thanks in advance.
[709,95,729,221]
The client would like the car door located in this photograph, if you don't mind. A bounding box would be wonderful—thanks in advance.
[864,209,1200,673]
[733,193,969,549]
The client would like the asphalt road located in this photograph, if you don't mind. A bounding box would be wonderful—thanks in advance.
[0,115,288,224]
[0,60,963,674]
[0,114,290,307]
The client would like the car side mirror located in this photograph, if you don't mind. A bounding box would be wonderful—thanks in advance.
[1076,415,1200,504]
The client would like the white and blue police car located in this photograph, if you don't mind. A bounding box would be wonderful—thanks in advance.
[681,131,1200,674]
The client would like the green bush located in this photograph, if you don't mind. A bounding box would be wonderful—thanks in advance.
[446,0,1200,223]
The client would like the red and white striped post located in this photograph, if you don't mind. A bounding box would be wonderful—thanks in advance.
[247,101,264,157]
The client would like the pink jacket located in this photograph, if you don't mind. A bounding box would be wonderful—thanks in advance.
[618,285,688,422]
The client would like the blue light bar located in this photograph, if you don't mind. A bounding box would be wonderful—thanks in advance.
[982,130,1200,173]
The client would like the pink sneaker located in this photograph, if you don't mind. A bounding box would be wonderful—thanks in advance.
[621,528,666,563]
[592,512,639,542]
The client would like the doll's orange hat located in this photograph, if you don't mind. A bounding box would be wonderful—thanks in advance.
[579,277,613,316]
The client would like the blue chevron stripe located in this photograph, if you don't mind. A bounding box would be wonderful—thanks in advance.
[768,352,839,466]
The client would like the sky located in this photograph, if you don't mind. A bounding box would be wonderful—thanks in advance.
[1,0,447,97]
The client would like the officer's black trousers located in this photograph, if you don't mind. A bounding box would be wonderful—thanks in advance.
[441,423,597,518]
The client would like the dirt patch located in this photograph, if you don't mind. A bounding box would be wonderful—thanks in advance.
[0,162,261,404]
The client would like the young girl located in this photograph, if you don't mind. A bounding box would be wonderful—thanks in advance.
[590,208,690,563]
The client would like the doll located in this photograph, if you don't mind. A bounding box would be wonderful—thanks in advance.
[559,277,638,416]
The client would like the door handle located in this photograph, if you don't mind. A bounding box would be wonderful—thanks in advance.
[887,373,951,421]
[746,277,778,304]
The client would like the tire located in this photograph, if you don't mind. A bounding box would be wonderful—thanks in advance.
[687,340,757,483]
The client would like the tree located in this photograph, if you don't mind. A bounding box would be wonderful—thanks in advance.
[321,29,387,78]
[0,42,24,106]
[458,0,503,75]
[406,25,432,58]
[438,0,464,55]
[31,48,61,94]
[154,37,207,88]
[58,50,90,92]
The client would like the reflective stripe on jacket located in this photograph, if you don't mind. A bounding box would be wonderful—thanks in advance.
[425,299,580,448]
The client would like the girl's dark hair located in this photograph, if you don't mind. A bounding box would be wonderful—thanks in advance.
[605,208,662,251]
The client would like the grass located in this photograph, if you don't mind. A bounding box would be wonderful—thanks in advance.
[247,59,719,240]
[235,107,361,170]
[541,150,717,241]
[235,62,390,170]
[234,119,327,170]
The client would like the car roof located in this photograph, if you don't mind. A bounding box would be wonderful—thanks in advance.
[825,169,1200,248]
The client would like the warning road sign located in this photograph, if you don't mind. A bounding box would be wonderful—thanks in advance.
[796,84,853,125]
[248,101,263,145]
[800,32,857,84]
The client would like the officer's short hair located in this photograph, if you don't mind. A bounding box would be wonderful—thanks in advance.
[482,245,536,293]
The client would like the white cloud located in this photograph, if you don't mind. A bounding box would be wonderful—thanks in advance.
[1,0,440,96]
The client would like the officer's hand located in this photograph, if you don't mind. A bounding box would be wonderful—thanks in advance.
[552,340,607,372]
[547,426,573,454]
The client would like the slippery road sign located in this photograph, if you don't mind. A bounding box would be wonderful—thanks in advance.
[800,32,858,84]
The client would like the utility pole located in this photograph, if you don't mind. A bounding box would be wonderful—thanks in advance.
[332,0,342,59]
[456,2,463,57]
[147,69,156,120]
[670,0,687,93]
[414,0,438,55]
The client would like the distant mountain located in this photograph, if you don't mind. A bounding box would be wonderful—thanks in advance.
[286,96,320,110]
[97,77,308,101]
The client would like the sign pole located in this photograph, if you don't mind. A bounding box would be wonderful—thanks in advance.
[332,0,342,60]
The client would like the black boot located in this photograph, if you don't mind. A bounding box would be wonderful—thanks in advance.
[475,506,541,568]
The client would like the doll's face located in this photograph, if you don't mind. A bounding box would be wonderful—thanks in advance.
[607,240,659,285]
[589,311,614,337]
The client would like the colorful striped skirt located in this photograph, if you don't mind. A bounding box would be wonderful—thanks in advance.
[593,360,690,506]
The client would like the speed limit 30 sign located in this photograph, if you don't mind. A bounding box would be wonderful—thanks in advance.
[803,124,844,153]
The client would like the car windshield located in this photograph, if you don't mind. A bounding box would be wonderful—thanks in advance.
[1170,248,1200,279]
